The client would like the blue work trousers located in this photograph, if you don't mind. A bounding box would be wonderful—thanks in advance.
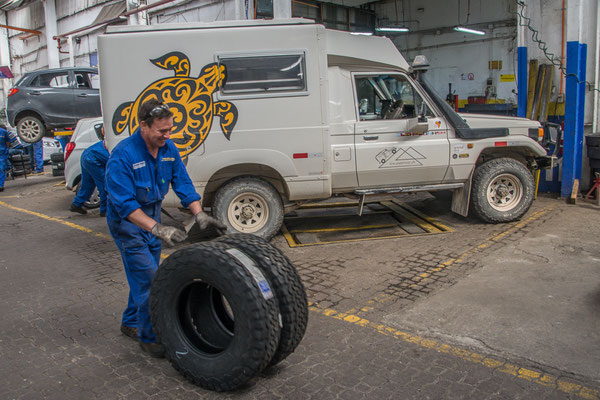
[33,141,43,173]
[108,220,161,343]
[72,160,107,213]
[0,154,6,188]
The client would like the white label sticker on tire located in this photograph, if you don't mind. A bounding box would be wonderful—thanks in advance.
[226,248,274,300]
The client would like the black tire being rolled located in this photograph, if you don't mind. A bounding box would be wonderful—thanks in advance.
[470,157,535,223]
[150,241,281,391]
[212,176,284,240]
[215,233,308,366]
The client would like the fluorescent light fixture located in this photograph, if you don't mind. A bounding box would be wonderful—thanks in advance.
[350,32,373,36]
[454,26,485,35]
[376,27,409,32]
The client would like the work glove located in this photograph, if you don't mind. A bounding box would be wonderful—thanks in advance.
[151,223,188,247]
[195,212,228,235]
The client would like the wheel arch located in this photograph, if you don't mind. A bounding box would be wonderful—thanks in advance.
[14,110,45,127]
[475,146,540,170]
[202,163,289,208]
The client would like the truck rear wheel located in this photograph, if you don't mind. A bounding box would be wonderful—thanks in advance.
[212,177,284,240]
[215,233,308,365]
[17,116,45,143]
[150,242,281,391]
[470,157,535,223]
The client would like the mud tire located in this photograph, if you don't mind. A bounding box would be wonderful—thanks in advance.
[212,177,284,240]
[215,233,308,365]
[471,157,535,223]
[150,241,281,391]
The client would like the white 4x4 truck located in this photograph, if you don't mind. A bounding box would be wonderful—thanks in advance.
[99,19,556,239]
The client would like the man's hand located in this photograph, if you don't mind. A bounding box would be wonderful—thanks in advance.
[195,212,227,235]
[151,223,188,247]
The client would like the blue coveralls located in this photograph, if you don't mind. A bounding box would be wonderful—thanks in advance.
[72,141,109,213]
[32,140,43,173]
[105,129,200,343]
[0,128,21,189]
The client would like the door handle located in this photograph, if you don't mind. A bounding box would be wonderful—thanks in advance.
[29,91,40,96]
[363,135,379,141]
[77,93,88,97]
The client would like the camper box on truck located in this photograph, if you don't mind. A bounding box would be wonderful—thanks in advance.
[99,19,554,239]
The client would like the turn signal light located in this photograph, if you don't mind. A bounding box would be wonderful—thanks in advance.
[7,88,18,97]
[64,142,76,162]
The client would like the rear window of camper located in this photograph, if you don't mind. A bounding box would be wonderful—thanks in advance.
[219,54,306,95]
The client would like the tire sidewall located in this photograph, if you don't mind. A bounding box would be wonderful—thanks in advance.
[471,158,535,223]
[213,177,283,240]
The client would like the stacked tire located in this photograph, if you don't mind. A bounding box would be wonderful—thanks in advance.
[586,134,600,171]
[150,234,308,392]
[50,152,65,177]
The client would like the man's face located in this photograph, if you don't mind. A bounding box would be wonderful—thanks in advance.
[140,117,174,149]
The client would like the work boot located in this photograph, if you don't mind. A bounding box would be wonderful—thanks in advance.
[120,324,138,339]
[69,204,87,214]
[139,342,165,358]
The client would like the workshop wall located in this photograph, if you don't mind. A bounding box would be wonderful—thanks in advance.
[374,0,517,110]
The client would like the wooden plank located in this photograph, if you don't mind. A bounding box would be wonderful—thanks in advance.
[526,59,539,119]
[539,64,554,122]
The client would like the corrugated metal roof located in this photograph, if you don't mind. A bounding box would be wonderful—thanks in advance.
[0,0,36,11]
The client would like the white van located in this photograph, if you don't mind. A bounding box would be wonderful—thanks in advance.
[98,19,555,239]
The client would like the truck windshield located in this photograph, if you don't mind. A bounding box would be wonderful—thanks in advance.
[417,75,470,130]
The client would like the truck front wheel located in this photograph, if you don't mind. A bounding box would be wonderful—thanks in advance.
[470,158,535,223]
[212,177,284,240]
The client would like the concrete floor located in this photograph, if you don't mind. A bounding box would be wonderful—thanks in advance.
[1,169,599,399]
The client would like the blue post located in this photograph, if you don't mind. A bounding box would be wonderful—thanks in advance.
[517,47,528,117]
[561,42,587,197]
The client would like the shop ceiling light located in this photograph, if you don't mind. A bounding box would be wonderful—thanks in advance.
[376,27,409,32]
[350,32,373,36]
[454,26,485,35]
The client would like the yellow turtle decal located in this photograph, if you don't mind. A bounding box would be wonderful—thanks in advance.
[112,52,238,159]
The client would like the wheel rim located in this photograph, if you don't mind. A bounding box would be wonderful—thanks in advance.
[84,188,101,208]
[486,173,523,211]
[20,120,41,141]
[227,192,269,233]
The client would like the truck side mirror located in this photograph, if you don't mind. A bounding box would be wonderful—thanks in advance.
[407,117,429,134]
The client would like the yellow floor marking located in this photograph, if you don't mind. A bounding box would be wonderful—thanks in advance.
[393,200,455,232]
[308,303,598,399]
[380,200,442,233]
[290,224,396,234]
[0,195,20,198]
[0,200,169,260]
[347,207,553,313]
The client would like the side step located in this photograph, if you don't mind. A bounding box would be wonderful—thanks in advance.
[354,183,464,216]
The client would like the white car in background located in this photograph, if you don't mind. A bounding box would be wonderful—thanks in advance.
[64,117,103,208]
[42,137,62,163]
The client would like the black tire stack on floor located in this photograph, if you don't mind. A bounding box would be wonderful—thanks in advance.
[150,234,308,392]
[586,134,600,175]
[50,152,64,177]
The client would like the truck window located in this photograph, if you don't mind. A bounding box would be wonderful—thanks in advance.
[218,54,306,95]
[355,74,433,121]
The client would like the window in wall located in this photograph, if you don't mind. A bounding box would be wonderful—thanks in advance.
[355,74,433,121]
[219,54,306,95]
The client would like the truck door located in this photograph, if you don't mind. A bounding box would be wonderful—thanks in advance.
[353,73,450,187]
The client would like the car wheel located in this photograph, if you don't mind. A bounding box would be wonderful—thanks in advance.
[212,177,284,240]
[75,182,101,209]
[17,116,46,143]
[150,241,281,391]
[470,157,535,223]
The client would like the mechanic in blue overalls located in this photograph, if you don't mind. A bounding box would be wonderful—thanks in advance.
[105,99,226,358]
[32,139,44,173]
[0,124,22,191]
[69,127,109,216]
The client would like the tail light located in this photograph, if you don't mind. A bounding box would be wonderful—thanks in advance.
[7,88,18,97]
[64,142,76,162]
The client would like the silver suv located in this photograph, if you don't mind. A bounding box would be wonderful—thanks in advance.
[6,67,102,143]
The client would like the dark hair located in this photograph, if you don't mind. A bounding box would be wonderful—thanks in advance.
[138,99,173,127]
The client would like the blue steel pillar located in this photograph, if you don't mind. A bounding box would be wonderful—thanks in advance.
[517,47,528,117]
[561,41,587,197]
